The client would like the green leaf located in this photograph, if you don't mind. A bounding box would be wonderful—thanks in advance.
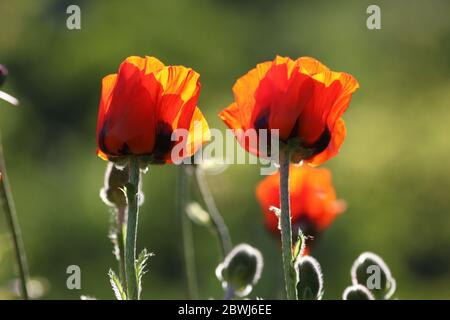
[293,228,306,262]
[108,269,127,300]
[135,248,154,298]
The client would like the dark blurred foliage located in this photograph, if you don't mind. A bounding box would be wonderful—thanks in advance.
[0,0,449,299]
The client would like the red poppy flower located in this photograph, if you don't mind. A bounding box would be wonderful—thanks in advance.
[256,165,345,251]
[96,56,210,163]
[219,56,358,166]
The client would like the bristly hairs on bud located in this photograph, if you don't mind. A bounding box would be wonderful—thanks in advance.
[351,251,396,300]
[342,284,375,300]
[215,243,264,297]
[100,162,144,208]
[100,162,128,208]
[295,255,324,300]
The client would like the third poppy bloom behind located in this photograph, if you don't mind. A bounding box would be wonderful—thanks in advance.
[256,165,346,253]
[219,56,359,165]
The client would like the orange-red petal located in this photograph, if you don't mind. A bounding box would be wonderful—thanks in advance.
[155,65,200,131]
[305,118,347,166]
[186,107,211,156]
[98,61,157,155]
[125,55,164,75]
[256,165,345,237]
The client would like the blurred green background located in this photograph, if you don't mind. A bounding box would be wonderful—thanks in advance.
[0,0,449,299]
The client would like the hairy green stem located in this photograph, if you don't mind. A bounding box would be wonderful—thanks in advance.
[279,150,297,300]
[125,157,140,300]
[178,165,198,299]
[116,206,127,292]
[194,168,232,257]
[194,167,234,299]
[0,137,29,300]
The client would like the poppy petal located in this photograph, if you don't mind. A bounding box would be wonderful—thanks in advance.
[297,57,331,76]
[256,165,344,248]
[251,57,306,140]
[97,73,118,156]
[186,107,211,156]
[99,61,156,155]
[231,61,273,129]
[306,118,347,166]
[155,66,200,131]
[125,55,165,75]
[219,102,243,131]
[295,79,343,144]
[326,72,359,129]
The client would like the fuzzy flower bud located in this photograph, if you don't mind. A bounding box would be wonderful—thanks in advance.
[185,202,211,227]
[351,252,396,300]
[343,284,375,300]
[295,255,324,300]
[100,162,144,208]
[215,244,263,297]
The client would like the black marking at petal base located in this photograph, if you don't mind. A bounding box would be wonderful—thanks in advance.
[152,121,174,161]
[98,119,112,155]
[308,127,331,156]
[289,127,332,160]
[253,109,273,156]
[253,110,270,131]
[118,142,131,155]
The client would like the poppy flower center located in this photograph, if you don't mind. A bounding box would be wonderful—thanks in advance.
[288,126,331,160]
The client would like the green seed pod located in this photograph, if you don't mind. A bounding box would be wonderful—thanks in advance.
[295,255,324,300]
[351,252,396,300]
[215,244,263,297]
[343,284,375,300]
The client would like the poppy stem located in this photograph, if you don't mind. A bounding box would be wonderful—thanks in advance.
[124,157,140,300]
[279,149,297,300]
[116,206,127,292]
[0,137,29,300]
[194,167,232,258]
[194,167,234,299]
[177,165,198,299]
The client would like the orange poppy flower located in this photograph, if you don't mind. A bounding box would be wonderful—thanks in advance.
[256,165,345,251]
[219,56,358,166]
[96,56,210,163]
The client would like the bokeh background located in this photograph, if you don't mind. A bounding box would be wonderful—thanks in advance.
[0,0,449,299]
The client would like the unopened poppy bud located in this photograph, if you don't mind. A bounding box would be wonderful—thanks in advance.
[342,284,375,300]
[351,252,396,300]
[0,65,8,87]
[100,162,144,207]
[295,255,324,300]
[185,202,211,227]
[215,244,263,297]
